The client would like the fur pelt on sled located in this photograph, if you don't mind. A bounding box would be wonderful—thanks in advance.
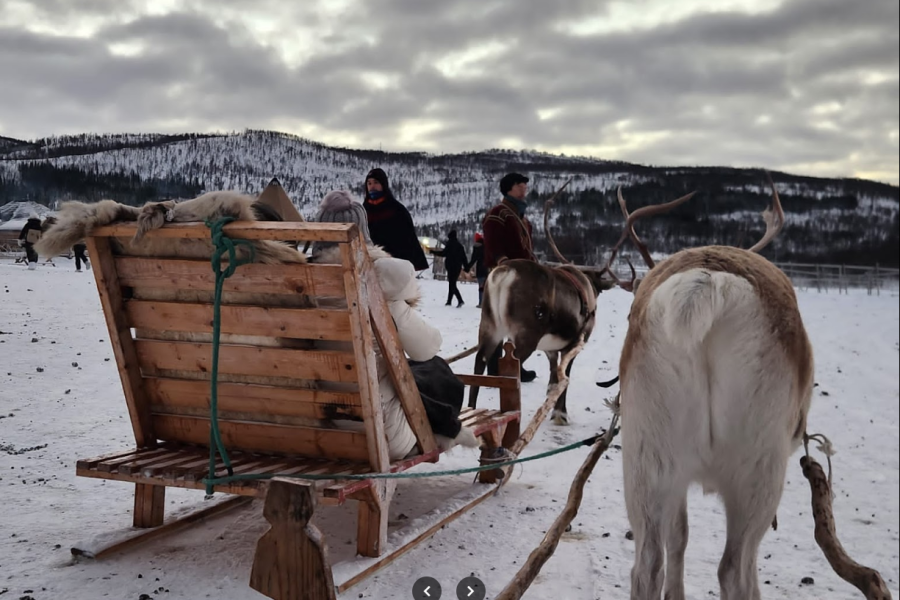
[35,191,305,264]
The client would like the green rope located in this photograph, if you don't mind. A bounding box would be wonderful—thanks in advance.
[205,217,255,496]
[201,431,615,487]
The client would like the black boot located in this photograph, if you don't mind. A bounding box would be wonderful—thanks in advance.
[520,367,537,383]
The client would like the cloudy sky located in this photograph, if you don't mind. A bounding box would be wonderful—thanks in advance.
[1,0,898,184]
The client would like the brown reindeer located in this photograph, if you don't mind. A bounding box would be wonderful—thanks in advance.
[605,176,815,600]
[468,182,696,425]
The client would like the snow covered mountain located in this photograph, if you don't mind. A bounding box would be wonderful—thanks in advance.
[1,130,897,265]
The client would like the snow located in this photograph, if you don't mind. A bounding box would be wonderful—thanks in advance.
[1,258,898,600]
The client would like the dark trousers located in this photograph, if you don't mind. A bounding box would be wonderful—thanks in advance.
[446,269,463,305]
[24,243,38,263]
[476,275,486,305]
[74,244,89,270]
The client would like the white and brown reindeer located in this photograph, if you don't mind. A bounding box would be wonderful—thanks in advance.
[603,177,815,600]
[467,183,696,426]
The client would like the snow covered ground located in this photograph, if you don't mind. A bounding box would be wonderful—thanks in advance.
[1,257,898,600]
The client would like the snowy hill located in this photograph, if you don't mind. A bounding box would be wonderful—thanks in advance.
[1,130,897,265]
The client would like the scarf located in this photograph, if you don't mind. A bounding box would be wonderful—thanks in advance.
[503,194,527,217]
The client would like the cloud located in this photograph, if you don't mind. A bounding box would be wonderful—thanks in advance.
[0,0,897,184]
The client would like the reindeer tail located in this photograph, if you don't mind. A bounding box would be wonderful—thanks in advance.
[35,200,141,258]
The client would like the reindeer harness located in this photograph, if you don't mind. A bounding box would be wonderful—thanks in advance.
[553,266,594,320]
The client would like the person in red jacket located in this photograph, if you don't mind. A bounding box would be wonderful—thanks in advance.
[480,172,537,382]
[482,172,535,268]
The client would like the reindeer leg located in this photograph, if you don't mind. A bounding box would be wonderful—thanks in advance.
[546,352,560,421]
[552,357,575,426]
[547,336,585,424]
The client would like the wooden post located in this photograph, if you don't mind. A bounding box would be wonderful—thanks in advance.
[354,480,395,557]
[85,236,156,447]
[250,479,336,600]
[875,263,881,296]
[498,341,521,449]
[477,427,504,485]
[133,483,165,528]
[339,236,390,474]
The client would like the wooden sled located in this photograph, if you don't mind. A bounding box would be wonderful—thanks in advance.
[74,219,522,596]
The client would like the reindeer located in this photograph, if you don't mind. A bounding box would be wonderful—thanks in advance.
[602,177,814,600]
[468,180,697,425]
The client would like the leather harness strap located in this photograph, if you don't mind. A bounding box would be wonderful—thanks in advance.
[555,267,593,317]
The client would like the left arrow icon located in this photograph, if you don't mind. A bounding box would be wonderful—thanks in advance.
[413,577,442,600]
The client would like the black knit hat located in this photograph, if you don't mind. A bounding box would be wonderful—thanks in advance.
[500,172,529,195]
[365,168,390,191]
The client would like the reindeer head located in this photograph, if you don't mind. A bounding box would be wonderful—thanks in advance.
[543,180,694,294]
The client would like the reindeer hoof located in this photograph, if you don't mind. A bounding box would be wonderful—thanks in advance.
[552,409,570,426]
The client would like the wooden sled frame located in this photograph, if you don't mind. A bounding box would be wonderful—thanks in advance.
[74,220,522,595]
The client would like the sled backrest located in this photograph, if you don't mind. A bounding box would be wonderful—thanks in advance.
[86,221,437,474]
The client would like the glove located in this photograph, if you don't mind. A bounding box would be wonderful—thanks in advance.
[17,239,24,247]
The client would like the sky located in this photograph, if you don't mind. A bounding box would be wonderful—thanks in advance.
[1,0,898,185]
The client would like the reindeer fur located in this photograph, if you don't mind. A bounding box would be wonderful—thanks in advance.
[619,246,813,600]
[36,191,305,265]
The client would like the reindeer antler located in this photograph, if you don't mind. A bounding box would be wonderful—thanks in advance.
[600,187,697,287]
[747,171,785,253]
[543,178,574,264]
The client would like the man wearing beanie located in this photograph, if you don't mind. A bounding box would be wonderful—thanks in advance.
[480,172,538,382]
[482,172,535,269]
[362,168,429,271]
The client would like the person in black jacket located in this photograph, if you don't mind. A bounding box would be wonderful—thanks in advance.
[465,232,487,308]
[362,168,429,271]
[18,216,43,270]
[431,229,469,307]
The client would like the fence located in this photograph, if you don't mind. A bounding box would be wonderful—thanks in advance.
[773,262,899,295]
[538,256,899,296]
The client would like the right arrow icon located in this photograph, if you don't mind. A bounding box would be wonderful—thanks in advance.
[456,576,485,600]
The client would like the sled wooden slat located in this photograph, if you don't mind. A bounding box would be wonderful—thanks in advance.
[95,447,171,473]
[151,414,370,462]
[93,221,357,243]
[115,256,346,297]
[77,445,371,496]
[144,377,363,421]
[134,339,359,384]
[124,300,353,341]
[456,373,521,391]
[76,219,523,598]
[76,448,151,470]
